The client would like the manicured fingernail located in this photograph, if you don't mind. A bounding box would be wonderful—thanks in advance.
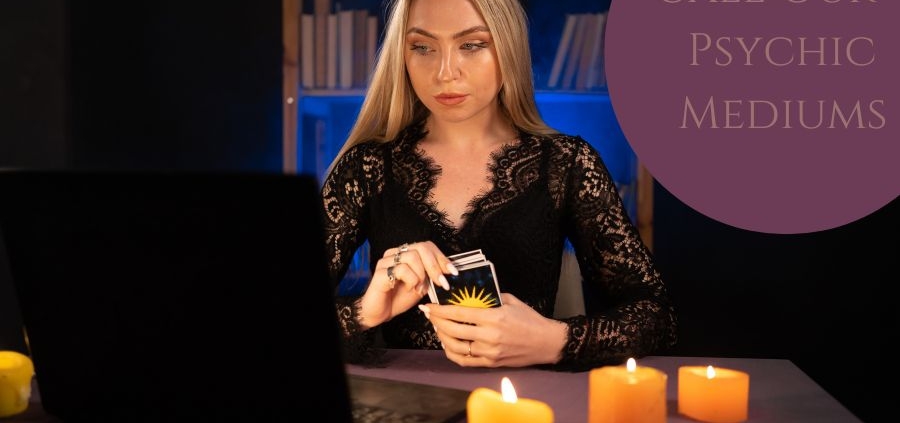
[439,275,450,291]
[446,263,459,276]
[418,304,431,318]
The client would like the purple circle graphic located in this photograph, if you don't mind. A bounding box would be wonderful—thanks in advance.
[606,0,898,234]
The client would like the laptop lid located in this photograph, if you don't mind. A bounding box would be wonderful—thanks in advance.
[0,170,352,422]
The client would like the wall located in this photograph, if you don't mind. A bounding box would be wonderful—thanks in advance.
[0,0,68,169]
[0,0,284,350]
[66,1,283,171]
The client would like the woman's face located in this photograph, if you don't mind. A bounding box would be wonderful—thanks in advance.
[404,0,503,124]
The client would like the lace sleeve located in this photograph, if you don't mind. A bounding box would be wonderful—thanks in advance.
[555,137,677,371]
[321,142,385,364]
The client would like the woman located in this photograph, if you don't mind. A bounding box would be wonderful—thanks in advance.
[321,0,676,371]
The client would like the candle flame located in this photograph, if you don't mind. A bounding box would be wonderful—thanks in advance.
[500,377,518,403]
[706,365,716,379]
[626,357,636,372]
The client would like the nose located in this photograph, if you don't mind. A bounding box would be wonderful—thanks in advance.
[437,49,460,82]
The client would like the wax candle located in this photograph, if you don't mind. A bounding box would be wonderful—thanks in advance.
[588,357,667,423]
[0,351,35,418]
[678,365,749,423]
[467,376,554,423]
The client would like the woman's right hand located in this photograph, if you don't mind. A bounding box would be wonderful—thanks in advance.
[356,241,455,330]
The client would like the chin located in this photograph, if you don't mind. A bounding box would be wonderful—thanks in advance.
[425,104,492,124]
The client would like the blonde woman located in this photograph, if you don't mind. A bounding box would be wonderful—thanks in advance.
[323,0,676,370]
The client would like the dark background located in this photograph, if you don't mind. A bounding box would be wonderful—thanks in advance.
[1,1,894,422]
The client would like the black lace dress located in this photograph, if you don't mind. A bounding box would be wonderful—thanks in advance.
[322,123,677,371]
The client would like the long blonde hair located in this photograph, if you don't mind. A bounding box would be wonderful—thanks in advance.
[327,0,555,175]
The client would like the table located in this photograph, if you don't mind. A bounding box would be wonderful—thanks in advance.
[346,349,862,423]
[11,350,861,422]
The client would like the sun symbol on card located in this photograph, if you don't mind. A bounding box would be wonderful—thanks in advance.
[448,286,499,308]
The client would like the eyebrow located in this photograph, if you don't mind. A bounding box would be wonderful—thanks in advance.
[406,25,490,40]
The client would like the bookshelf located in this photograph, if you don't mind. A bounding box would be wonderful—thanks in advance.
[282,0,652,291]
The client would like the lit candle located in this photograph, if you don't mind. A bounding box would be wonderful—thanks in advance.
[467,376,554,423]
[0,350,35,418]
[588,357,667,423]
[678,365,749,423]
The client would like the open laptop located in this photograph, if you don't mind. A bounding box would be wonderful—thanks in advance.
[0,170,353,422]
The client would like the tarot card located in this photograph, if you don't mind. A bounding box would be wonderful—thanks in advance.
[447,249,484,267]
[428,260,502,308]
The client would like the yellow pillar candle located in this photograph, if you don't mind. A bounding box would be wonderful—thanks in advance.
[678,365,749,423]
[467,377,554,423]
[589,357,667,423]
[0,351,35,418]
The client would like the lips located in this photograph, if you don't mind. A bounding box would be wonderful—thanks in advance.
[434,93,468,106]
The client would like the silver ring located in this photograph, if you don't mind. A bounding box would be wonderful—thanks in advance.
[386,266,396,289]
[399,243,410,253]
[393,251,401,265]
[466,340,472,357]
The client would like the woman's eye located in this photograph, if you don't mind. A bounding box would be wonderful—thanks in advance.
[462,42,488,51]
[409,44,430,54]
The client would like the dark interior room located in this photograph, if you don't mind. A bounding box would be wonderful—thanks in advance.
[2,1,895,422]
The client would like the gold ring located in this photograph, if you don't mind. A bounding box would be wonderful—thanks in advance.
[387,266,396,289]
[466,340,472,357]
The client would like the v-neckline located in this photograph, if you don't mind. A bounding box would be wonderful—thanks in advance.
[409,137,522,236]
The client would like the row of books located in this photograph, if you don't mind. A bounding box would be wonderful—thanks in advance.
[547,12,608,91]
[300,7,604,92]
[302,7,379,90]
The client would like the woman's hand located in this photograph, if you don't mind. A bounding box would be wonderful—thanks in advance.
[357,241,455,330]
[419,293,568,368]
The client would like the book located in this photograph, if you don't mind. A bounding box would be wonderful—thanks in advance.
[574,13,599,90]
[353,9,369,88]
[348,375,469,423]
[327,12,338,89]
[337,9,354,89]
[301,13,314,89]
[313,0,330,88]
[586,13,608,89]
[366,15,378,84]
[547,13,577,89]
[560,13,589,90]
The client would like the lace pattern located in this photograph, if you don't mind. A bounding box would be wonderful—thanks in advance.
[324,123,677,370]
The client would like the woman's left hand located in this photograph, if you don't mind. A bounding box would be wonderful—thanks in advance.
[418,293,568,368]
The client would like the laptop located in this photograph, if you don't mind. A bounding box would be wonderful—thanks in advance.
[0,170,353,422]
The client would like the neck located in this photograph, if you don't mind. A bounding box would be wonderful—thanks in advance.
[423,105,516,149]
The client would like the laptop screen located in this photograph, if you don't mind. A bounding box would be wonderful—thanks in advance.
[0,170,352,422]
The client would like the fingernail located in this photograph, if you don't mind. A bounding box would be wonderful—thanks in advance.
[446,263,459,276]
[418,304,431,318]
[439,274,450,291]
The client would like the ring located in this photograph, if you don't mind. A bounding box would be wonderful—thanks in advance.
[466,340,472,357]
[386,266,396,289]
[399,243,409,253]
[393,251,401,265]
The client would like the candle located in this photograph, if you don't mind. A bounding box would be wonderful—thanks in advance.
[678,365,749,423]
[467,376,554,423]
[588,357,667,423]
[0,350,35,418]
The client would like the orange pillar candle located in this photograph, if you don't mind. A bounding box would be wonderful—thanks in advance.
[0,351,35,418]
[589,357,667,423]
[467,377,554,423]
[678,365,749,423]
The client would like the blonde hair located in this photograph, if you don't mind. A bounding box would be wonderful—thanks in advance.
[327,0,555,174]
